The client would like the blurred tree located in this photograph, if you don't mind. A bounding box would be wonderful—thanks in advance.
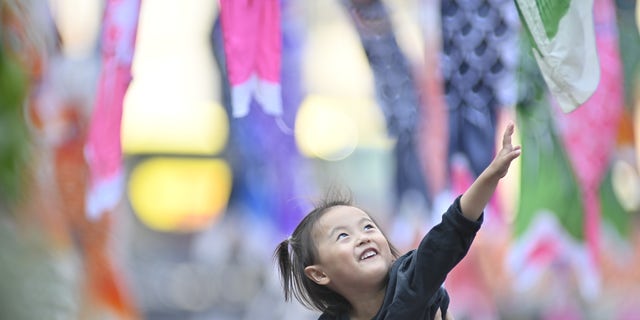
[0,40,28,208]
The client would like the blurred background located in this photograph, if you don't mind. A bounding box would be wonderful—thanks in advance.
[1,0,640,319]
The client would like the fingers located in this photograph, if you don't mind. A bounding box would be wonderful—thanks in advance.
[507,147,521,161]
[502,122,521,160]
[503,143,521,162]
[502,122,515,148]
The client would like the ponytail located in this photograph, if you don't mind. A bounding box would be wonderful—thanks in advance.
[274,238,294,301]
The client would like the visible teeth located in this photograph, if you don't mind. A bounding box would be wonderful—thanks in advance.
[361,250,376,260]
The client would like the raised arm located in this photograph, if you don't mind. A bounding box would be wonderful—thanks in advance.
[460,122,521,221]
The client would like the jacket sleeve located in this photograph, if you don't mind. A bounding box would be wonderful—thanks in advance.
[393,195,483,309]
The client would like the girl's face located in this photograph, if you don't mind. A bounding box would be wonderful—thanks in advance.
[305,206,394,291]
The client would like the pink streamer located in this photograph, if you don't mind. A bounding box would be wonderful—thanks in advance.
[219,0,282,118]
[85,0,141,220]
[553,0,624,266]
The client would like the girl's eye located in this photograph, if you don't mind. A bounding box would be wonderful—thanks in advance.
[364,224,375,230]
[337,233,348,240]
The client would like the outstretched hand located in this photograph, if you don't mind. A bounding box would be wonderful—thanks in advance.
[459,122,521,220]
[488,122,521,179]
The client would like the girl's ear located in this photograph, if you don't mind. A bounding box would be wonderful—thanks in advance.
[304,265,330,286]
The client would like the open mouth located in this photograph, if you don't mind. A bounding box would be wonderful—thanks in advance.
[360,248,378,260]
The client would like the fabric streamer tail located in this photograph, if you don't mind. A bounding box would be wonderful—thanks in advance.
[85,0,141,221]
[219,0,282,118]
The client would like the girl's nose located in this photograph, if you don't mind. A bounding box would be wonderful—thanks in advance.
[357,234,371,246]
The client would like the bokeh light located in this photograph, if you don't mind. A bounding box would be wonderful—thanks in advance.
[613,158,640,212]
[637,2,639,34]
[128,157,232,232]
[49,0,102,57]
[295,95,359,161]
[122,98,228,155]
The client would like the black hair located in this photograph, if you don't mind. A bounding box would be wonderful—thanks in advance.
[274,188,400,315]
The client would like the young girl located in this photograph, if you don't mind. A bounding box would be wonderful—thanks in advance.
[275,123,521,319]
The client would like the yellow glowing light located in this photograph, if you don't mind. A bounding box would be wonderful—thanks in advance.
[122,97,228,155]
[612,160,640,212]
[295,95,359,161]
[122,0,222,155]
[128,157,232,232]
[49,0,102,57]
